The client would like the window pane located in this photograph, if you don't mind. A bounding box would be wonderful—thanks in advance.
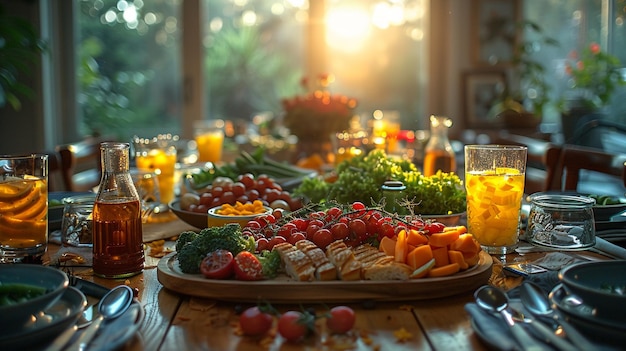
[202,0,304,124]
[77,0,182,140]
[326,0,427,130]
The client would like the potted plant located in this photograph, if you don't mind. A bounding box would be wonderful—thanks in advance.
[559,42,626,142]
[489,20,559,128]
[0,3,46,110]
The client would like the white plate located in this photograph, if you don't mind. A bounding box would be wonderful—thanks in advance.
[0,286,86,349]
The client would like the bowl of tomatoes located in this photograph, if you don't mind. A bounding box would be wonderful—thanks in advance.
[169,200,208,229]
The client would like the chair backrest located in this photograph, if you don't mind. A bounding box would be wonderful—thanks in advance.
[46,150,63,192]
[56,136,114,192]
[544,144,626,192]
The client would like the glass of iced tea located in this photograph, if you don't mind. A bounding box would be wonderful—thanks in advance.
[0,154,48,262]
[133,134,177,205]
[194,119,225,164]
[464,145,527,255]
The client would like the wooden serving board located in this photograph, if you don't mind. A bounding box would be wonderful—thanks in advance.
[156,251,493,303]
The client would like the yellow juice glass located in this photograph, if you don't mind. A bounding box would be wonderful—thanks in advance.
[0,154,48,262]
[133,134,177,204]
[464,145,527,255]
[194,119,224,164]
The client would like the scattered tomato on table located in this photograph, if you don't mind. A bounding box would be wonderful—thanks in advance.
[326,306,356,334]
[239,306,273,337]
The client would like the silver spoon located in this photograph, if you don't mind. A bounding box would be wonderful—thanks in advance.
[66,285,135,351]
[474,285,544,351]
[520,282,595,351]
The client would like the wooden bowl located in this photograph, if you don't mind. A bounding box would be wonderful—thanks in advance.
[168,200,208,229]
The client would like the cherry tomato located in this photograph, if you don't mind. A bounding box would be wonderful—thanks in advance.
[239,306,273,337]
[348,219,368,241]
[277,223,297,239]
[291,218,308,232]
[199,250,234,279]
[278,311,308,342]
[268,236,287,250]
[424,221,446,234]
[233,251,264,281]
[312,228,333,249]
[287,232,307,245]
[256,237,270,252]
[351,202,366,211]
[330,222,349,241]
[326,306,356,334]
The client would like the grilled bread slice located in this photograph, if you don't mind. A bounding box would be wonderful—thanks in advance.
[326,240,362,281]
[296,240,337,281]
[362,260,412,280]
[273,242,315,281]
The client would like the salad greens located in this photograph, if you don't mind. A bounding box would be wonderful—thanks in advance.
[293,149,466,215]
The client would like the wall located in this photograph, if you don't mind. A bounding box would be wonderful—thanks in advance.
[427,0,473,140]
[0,0,46,155]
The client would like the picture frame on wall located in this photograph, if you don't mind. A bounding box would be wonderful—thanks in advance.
[463,70,506,128]
[472,0,521,66]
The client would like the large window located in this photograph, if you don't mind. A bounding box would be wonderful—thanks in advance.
[52,0,626,150]
[523,0,626,125]
[72,0,427,143]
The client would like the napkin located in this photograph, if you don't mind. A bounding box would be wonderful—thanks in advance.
[593,237,626,259]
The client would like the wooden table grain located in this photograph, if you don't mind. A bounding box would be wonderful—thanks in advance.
[45,218,610,351]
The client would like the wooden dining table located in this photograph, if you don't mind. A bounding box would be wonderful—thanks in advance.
[42,214,613,351]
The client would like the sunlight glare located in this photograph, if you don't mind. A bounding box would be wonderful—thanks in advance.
[242,10,257,26]
[326,6,370,51]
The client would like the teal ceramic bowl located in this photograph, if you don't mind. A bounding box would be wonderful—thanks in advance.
[0,265,69,332]
[559,260,626,322]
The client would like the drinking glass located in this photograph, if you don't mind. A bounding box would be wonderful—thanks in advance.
[130,168,161,223]
[464,145,527,255]
[332,130,367,166]
[0,154,48,262]
[133,134,177,204]
[194,119,225,164]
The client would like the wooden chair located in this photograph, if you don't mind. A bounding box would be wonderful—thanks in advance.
[56,136,114,192]
[544,144,626,192]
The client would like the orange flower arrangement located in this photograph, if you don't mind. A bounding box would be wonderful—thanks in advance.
[281,74,357,142]
[564,42,625,109]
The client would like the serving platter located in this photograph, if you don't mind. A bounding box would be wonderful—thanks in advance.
[157,251,493,303]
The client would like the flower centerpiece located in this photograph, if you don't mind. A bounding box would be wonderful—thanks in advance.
[281,74,357,143]
[563,42,626,110]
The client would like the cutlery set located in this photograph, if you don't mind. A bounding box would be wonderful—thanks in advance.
[45,272,135,351]
[473,283,594,351]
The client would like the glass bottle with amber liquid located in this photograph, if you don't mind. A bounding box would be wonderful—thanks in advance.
[93,142,144,278]
[423,115,456,176]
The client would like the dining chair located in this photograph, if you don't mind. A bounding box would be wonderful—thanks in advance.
[56,136,114,192]
[543,144,626,192]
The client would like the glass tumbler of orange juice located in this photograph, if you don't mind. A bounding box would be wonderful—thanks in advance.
[0,154,48,262]
[133,134,177,205]
[194,119,225,164]
[464,145,527,255]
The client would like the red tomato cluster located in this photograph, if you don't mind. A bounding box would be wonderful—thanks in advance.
[188,173,304,214]
[239,305,356,342]
[243,201,438,252]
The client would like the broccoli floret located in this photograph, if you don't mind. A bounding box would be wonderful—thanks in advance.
[176,223,256,274]
[257,249,281,279]
[176,244,204,274]
[195,223,253,255]
[175,231,199,252]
